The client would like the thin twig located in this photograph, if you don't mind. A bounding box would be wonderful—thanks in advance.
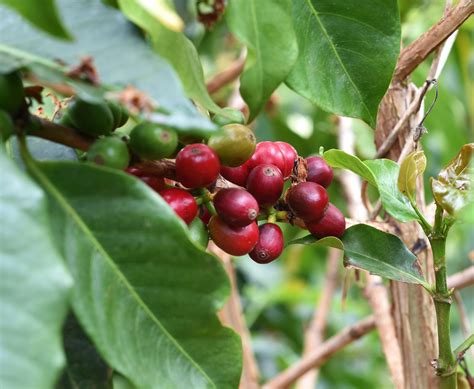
[296,248,340,389]
[447,267,474,291]
[262,316,376,389]
[27,115,94,151]
[393,0,473,82]
[207,57,246,94]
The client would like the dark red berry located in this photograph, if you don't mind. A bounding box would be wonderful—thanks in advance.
[175,144,221,188]
[246,164,284,206]
[220,162,250,187]
[287,182,329,222]
[306,203,346,238]
[306,156,334,188]
[159,188,198,224]
[199,205,212,224]
[126,167,165,191]
[139,176,165,192]
[208,216,259,256]
[247,141,286,174]
[214,188,259,227]
[275,141,297,178]
[249,223,284,264]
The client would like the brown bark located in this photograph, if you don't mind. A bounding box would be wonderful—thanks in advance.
[376,81,438,389]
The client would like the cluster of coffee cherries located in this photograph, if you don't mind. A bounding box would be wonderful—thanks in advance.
[121,114,345,264]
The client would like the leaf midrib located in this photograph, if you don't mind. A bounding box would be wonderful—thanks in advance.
[29,161,216,388]
[305,0,374,124]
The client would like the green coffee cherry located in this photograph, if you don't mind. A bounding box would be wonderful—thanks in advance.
[212,108,245,126]
[188,218,209,248]
[129,122,178,160]
[207,123,256,167]
[68,98,115,136]
[0,71,25,115]
[0,110,14,141]
[87,136,130,169]
[107,100,123,129]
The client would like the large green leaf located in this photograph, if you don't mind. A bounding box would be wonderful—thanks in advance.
[25,159,242,388]
[0,0,215,134]
[0,0,71,40]
[226,0,298,121]
[286,0,400,127]
[431,143,474,216]
[342,224,428,287]
[324,149,419,222]
[119,0,223,116]
[0,147,71,388]
[365,159,419,222]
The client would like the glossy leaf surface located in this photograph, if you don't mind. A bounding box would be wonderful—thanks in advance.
[28,160,242,388]
[287,0,400,127]
[226,0,298,120]
[0,148,71,389]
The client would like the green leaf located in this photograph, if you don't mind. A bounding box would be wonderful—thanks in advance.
[226,0,298,121]
[119,0,223,116]
[286,0,400,127]
[286,235,343,249]
[365,159,419,222]
[0,147,71,389]
[342,224,428,286]
[431,143,474,216]
[0,0,215,134]
[27,159,242,388]
[135,0,184,31]
[324,149,419,222]
[0,0,71,40]
[323,149,377,187]
[398,150,427,200]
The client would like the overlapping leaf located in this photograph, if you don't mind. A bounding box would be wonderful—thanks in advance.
[324,149,419,222]
[0,0,71,39]
[0,0,215,134]
[26,160,242,388]
[287,0,400,127]
[226,0,298,120]
[0,147,72,389]
[119,0,223,117]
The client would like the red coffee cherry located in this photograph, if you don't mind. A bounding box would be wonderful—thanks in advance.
[287,182,329,222]
[159,188,198,224]
[220,163,250,187]
[214,188,259,227]
[306,156,334,188]
[246,164,284,206]
[140,176,165,192]
[275,141,297,178]
[306,203,346,238]
[198,205,212,225]
[247,141,286,174]
[175,144,221,188]
[249,223,284,264]
[208,216,259,256]
[125,167,165,191]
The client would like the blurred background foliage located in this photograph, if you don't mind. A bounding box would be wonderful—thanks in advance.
[188,0,473,387]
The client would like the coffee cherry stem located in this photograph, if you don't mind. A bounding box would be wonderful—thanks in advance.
[275,210,288,221]
[267,213,277,223]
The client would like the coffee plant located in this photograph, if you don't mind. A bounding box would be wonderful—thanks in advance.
[0,0,472,388]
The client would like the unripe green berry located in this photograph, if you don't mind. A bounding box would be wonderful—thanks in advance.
[129,122,178,160]
[87,136,130,169]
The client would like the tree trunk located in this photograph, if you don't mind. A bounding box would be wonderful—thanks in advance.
[375,84,438,389]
